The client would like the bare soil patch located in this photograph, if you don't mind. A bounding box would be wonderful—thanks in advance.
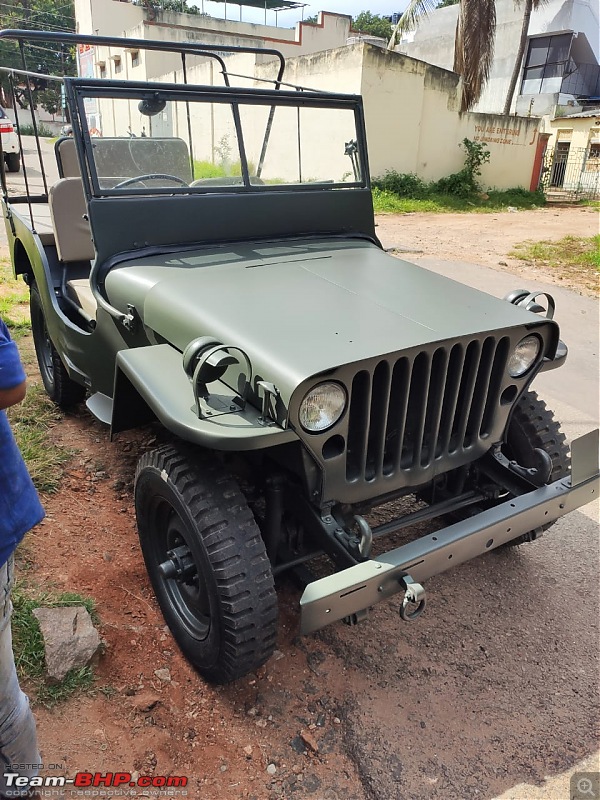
[375,206,599,296]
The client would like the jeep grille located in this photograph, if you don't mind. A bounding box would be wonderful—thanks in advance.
[345,336,512,484]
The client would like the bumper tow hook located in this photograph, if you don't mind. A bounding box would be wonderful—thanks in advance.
[399,574,427,621]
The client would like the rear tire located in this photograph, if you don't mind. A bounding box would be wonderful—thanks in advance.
[30,284,85,408]
[5,153,20,172]
[135,444,278,683]
[501,390,570,546]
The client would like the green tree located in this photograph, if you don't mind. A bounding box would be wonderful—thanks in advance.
[437,0,459,6]
[135,0,203,14]
[352,11,393,40]
[0,0,76,109]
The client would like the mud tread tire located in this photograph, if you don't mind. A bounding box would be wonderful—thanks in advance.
[135,444,278,684]
[30,284,86,408]
[502,390,570,546]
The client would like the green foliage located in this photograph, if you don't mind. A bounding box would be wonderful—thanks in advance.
[15,122,56,137]
[510,235,599,295]
[437,0,460,6]
[133,0,204,14]
[0,0,76,109]
[352,11,393,40]
[6,384,72,493]
[434,138,491,196]
[0,264,29,333]
[11,584,98,707]
[371,171,429,197]
[303,13,319,23]
[371,186,545,214]
[36,88,60,117]
[193,158,256,179]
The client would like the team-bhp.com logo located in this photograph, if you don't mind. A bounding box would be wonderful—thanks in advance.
[3,772,188,795]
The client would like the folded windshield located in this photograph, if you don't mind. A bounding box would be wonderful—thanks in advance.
[72,86,365,195]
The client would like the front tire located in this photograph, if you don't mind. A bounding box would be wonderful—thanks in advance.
[501,390,570,546]
[30,285,85,408]
[135,444,278,683]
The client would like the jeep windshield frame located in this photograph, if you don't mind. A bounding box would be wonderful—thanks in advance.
[66,79,369,200]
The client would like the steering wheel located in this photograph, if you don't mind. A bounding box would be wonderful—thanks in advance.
[114,173,189,188]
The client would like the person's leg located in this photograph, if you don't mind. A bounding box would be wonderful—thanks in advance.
[0,556,40,799]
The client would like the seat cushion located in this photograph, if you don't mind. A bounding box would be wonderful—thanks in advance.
[48,178,95,262]
[65,278,97,320]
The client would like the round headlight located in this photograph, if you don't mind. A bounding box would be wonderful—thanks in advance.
[508,335,541,377]
[299,382,347,433]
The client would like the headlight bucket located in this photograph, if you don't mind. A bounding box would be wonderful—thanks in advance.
[299,382,347,433]
[508,335,542,377]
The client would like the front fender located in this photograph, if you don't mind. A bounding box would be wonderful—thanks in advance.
[112,343,298,451]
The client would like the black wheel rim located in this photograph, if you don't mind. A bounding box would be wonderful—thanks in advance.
[150,496,212,641]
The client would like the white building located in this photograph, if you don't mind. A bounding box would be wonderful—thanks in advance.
[75,0,359,72]
[397,0,600,117]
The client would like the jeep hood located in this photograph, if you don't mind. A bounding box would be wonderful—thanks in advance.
[105,238,555,403]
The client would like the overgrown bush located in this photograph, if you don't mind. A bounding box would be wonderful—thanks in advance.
[15,122,55,137]
[434,138,490,197]
[371,170,429,197]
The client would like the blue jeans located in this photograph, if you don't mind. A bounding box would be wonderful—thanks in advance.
[0,556,40,798]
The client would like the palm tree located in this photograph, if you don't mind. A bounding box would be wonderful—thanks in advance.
[388,0,539,114]
[502,0,536,113]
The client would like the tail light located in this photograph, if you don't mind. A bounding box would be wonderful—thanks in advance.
[0,121,14,134]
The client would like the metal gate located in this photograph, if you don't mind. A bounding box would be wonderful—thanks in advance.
[539,145,600,200]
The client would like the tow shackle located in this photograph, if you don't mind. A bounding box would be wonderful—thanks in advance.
[399,574,427,622]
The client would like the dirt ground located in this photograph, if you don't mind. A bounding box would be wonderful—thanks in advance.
[3,206,599,800]
[375,205,599,297]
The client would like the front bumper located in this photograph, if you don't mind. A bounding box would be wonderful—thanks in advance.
[300,429,599,634]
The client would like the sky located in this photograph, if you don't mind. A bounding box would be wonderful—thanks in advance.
[190,0,404,30]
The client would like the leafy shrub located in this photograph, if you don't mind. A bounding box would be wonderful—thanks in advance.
[371,170,429,197]
[434,138,491,197]
[15,122,55,137]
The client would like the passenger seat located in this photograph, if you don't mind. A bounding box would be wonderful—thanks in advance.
[48,177,97,320]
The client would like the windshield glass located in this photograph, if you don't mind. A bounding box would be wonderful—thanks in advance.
[73,87,365,195]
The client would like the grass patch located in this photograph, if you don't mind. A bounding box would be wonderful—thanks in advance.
[578,199,600,209]
[193,158,256,180]
[510,235,599,295]
[6,383,71,492]
[372,186,545,214]
[0,257,30,333]
[11,583,99,707]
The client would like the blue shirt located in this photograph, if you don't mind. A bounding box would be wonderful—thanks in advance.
[0,318,45,568]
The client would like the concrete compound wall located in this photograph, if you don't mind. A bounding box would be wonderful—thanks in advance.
[360,46,540,188]
[86,36,541,190]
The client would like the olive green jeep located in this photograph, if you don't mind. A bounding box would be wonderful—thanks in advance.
[1,29,597,683]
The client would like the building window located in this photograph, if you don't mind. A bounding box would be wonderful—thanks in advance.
[131,51,140,68]
[99,63,106,79]
[521,33,573,95]
[586,141,600,172]
[114,57,122,74]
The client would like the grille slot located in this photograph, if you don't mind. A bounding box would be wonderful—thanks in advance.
[345,336,510,484]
